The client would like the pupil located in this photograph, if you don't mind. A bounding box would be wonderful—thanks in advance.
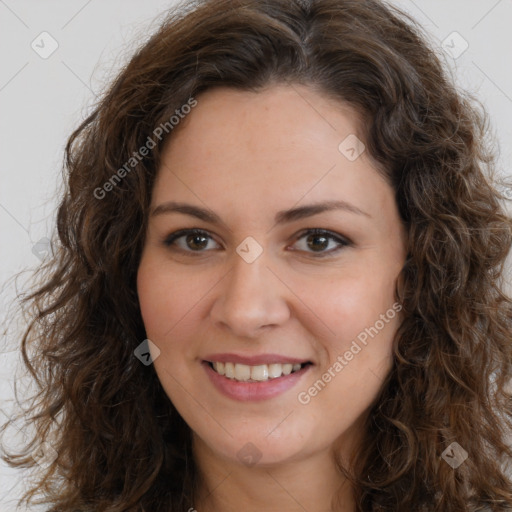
[187,234,207,250]
[307,234,328,251]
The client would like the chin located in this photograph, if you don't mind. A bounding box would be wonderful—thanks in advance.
[196,426,318,468]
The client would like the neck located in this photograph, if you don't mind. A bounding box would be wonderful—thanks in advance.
[192,437,356,512]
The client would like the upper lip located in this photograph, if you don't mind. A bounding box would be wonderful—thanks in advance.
[203,353,311,365]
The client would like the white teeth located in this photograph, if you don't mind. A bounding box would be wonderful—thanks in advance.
[210,361,306,381]
[282,363,293,376]
[268,363,282,378]
[234,363,251,381]
[251,365,268,381]
[224,362,235,378]
[214,362,225,375]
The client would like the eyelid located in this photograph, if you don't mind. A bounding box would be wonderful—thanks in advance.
[163,228,221,251]
[290,228,352,257]
[293,228,352,246]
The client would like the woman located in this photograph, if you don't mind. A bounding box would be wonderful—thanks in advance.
[1,0,511,510]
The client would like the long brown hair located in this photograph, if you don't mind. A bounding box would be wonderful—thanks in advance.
[2,0,512,510]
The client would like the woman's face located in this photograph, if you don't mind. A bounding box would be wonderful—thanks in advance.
[137,84,407,467]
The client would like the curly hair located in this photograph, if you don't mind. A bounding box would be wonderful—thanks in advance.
[2,0,512,510]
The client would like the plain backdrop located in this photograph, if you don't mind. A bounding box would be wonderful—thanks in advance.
[1,0,511,510]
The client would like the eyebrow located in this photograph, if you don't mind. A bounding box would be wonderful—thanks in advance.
[150,200,371,224]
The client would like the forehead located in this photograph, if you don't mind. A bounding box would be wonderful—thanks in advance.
[164,84,364,164]
[153,84,394,224]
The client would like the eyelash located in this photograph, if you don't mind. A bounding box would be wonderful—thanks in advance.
[162,228,352,258]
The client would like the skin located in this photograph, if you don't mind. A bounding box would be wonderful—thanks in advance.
[137,84,407,512]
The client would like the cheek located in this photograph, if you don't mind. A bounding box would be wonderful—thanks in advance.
[306,282,400,426]
[136,260,198,386]
[314,269,400,388]
[136,256,210,339]
[313,269,398,337]
[137,260,170,338]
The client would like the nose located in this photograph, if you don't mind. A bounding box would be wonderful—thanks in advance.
[209,249,291,339]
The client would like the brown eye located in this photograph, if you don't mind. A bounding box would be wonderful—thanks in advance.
[185,233,209,250]
[293,229,351,257]
[163,229,221,253]
[306,233,330,252]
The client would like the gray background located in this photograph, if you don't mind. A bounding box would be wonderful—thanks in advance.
[1,0,511,509]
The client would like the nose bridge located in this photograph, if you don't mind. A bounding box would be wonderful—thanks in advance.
[210,244,290,336]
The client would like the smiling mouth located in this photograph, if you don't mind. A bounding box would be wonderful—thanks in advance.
[206,361,311,382]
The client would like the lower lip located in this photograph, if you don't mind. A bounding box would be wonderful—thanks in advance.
[203,362,310,402]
